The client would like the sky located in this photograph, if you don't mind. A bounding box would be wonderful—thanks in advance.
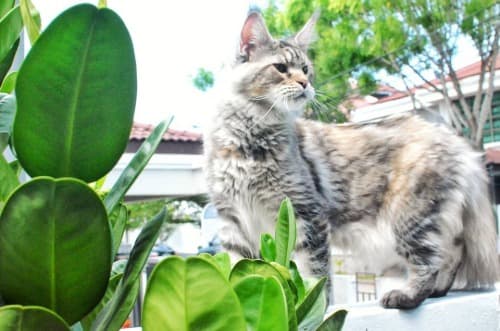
[34,1,480,131]
[36,0,268,130]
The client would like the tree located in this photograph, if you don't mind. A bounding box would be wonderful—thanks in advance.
[192,67,214,91]
[264,0,499,148]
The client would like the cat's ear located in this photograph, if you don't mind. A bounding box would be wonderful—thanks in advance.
[294,10,319,51]
[239,12,273,61]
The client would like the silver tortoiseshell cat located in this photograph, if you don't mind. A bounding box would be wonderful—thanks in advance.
[204,11,498,309]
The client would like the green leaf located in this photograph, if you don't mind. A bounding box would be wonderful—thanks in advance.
[234,275,288,331]
[316,309,347,331]
[80,273,139,331]
[110,259,127,277]
[296,277,327,327]
[104,118,172,214]
[9,160,21,177]
[0,6,22,65]
[0,154,19,207]
[271,261,299,304]
[275,197,296,268]
[260,233,277,262]
[290,261,306,304]
[14,4,136,182]
[0,71,17,93]
[0,0,15,19]
[0,93,16,152]
[109,204,128,259]
[197,252,232,279]
[0,177,111,325]
[0,305,70,331]
[142,256,246,331]
[91,208,167,331]
[297,288,326,331]
[0,38,18,84]
[230,259,298,331]
[98,0,107,9]
[19,0,41,45]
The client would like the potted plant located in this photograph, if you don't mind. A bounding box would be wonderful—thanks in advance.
[0,2,346,330]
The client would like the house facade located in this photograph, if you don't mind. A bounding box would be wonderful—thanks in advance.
[103,122,205,200]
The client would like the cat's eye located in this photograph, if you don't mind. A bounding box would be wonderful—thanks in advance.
[302,66,308,74]
[273,63,288,73]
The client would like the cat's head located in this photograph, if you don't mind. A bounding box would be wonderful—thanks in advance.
[233,11,318,115]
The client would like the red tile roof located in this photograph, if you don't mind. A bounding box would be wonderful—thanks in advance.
[486,147,500,165]
[130,122,202,143]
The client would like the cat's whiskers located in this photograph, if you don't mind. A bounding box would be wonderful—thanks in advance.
[249,97,279,130]
[249,95,267,101]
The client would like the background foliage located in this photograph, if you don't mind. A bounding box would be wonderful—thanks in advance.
[264,0,499,148]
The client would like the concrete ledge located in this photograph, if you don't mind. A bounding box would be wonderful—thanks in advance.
[328,290,498,331]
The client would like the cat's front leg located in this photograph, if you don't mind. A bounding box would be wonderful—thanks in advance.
[294,218,333,302]
[218,215,257,262]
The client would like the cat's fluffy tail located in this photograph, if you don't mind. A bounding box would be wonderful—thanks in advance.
[455,159,499,289]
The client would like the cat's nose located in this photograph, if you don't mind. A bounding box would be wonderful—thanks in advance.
[296,79,308,89]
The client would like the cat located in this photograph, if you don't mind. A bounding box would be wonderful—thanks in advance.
[203,10,499,309]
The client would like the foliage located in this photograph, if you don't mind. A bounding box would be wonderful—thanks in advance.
[142,197,347,331]
[126,197,204,229]
[0,2,172,330]
[264,0,500,147]
[125,197,205,248]
[0,2,347,331]
[192,67,214,92]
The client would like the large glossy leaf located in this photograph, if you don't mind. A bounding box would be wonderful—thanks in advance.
[197,252,232,279]
[0,38,18,83]
[234,275,288,331]
[19,0,40,45]
[14,4,136,182]
[230,259,298,331]
[0,93,15,151]
[0,177,112,324]
[91,208,167,331]
[0,305,70,331]
[0,154,18,208]
[0,71,17,93]
[0,6,22,65]
[275,197,296,268]
[0,0,15,18]
[142,256,246,331]
[104,118,172,214]
[316,309,347,331]
[296,277,327,328]
[271,261,299,304]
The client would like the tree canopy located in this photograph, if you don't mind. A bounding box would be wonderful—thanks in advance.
[264,0,499,147]
[192,67,214,92]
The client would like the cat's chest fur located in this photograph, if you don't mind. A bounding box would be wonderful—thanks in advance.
[205,103,317,249]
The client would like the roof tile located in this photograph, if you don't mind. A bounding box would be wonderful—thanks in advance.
[130,122,202,142]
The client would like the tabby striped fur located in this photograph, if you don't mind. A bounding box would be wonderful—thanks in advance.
[203,11,498,309]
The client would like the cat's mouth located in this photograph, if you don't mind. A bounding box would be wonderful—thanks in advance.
[293,92,307,100]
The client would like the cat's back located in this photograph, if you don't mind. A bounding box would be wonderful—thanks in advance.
[297,113,475,171]
[296,113,483,226]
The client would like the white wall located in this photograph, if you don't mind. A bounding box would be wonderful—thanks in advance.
[329,290,498,331]
[104,153,206,197]
[351,69,500,123]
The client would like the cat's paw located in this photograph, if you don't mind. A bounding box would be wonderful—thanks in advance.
[381,289,423,309]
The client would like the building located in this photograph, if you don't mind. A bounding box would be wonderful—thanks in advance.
[103,122,205,200]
